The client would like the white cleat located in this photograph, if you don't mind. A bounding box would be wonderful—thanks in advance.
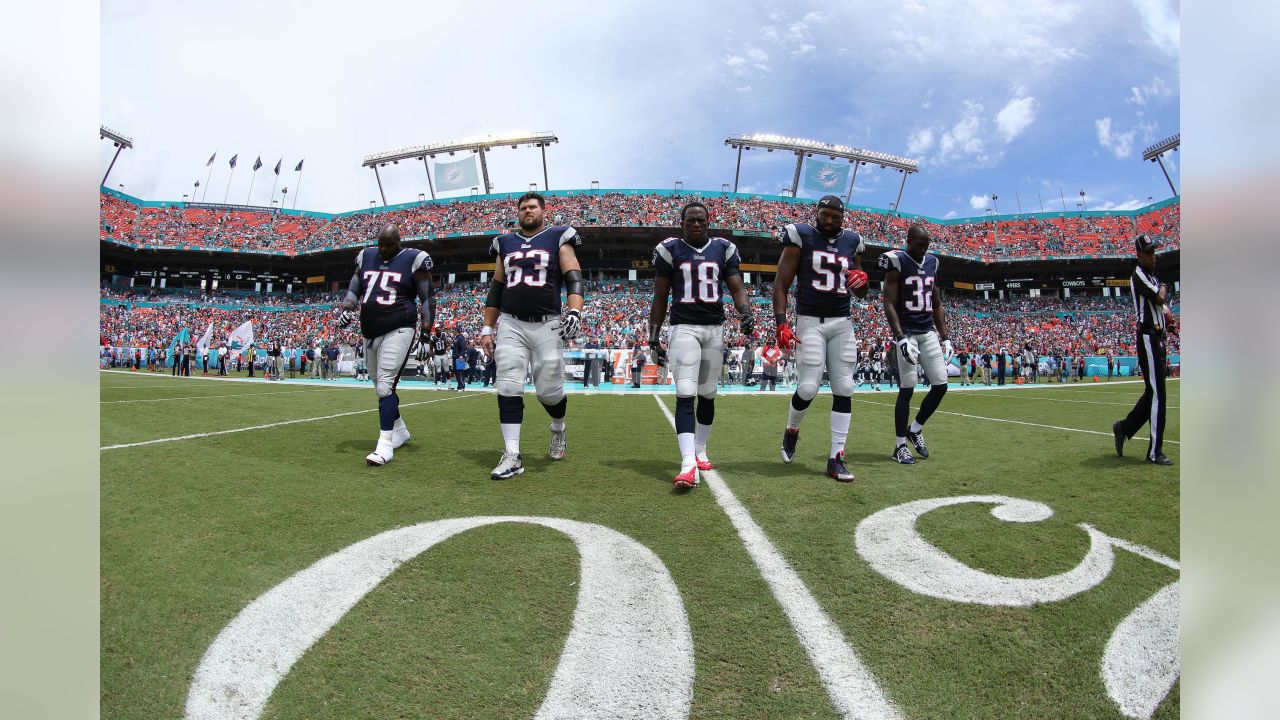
[491,451,525,480]
[549,424,567,460]
[366,432,395,466]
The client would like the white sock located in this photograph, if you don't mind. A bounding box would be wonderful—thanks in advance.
[695,423,712,456]
[909,420,923,434]
[677,432,696,469]
[896,436,907,447]
[393,417,407,432]
[379,430,393,444]
[830,412,851,457]
[501,423,521,454]
[550,418,566,433]
[787,404,809,430]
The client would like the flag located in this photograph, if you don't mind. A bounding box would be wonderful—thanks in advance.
[273,158,282,175]
[294,159,304,172]
[228,154,238,169]
[802,159,851,195]
[206,151,217,166]
[195,322,214,356]
[433,156,481,192]
[253,156,263,171]
[194,181,201,188]
[227,320,253,351]
[281,187,288,195]
[167,327,190,367]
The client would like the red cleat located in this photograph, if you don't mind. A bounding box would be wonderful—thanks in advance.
[673,466,699,490]
[695,455,714,471]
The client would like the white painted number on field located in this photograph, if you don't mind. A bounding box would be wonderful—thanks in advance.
[855,495,1179,718]
[185,517,693,720]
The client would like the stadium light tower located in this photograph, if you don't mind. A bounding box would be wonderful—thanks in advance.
[362,131,559,204]
[99,125,134,188]
[1142,133,1180,197]
[724,133,919,208]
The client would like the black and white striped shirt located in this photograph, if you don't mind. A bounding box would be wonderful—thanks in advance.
[1130,265,1166,335]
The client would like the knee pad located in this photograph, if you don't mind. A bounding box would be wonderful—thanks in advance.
[828,373,853,396]
[675,377,698,396]
[375,379,395,398]
[536,389,565,407]
[796,380,819,401]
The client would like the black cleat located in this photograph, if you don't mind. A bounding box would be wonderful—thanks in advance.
[781,427,800,463]
[1147,454,1173,466]
[905,429,930,458]
[1112,421,1126,457]
[892,444,915,465]
[827,452,855,482]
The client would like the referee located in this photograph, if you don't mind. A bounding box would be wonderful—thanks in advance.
[1113,234,1174,465]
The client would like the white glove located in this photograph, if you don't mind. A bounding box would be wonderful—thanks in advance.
[336,308,357,328]
[941,338,954,362]
[560,308,582,341]
[896,336,919,365]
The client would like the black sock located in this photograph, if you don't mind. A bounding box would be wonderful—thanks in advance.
[675,395,695,434]
[541,396,567,419]
[498,394,524,424]
[914,384,948,427]
[696,396,715,425]
[378,394,399,432]
[895,387,914,438]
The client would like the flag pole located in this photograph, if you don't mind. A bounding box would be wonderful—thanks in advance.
[203,158,214,202]
[269,163,280,208]
[293,167,305,208]
[223,166,237,204]
[246,168,257,206]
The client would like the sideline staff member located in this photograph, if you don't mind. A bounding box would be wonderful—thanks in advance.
[1113,234,1174,465]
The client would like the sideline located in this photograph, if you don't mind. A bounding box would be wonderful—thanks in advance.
[100,394,478,451]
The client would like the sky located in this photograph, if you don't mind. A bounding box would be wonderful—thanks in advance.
[100,0,1180,219]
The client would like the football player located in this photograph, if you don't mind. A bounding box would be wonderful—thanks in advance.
[334,223,434,466]
[772,195,869,482]
[881,224,952,465]
[478,192,585,480]
[649,201,754,489]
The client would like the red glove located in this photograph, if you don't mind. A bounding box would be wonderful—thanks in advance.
[777,322,799,349]
[844,268,868,292]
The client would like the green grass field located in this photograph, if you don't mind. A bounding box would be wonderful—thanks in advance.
[101,370,1179,719]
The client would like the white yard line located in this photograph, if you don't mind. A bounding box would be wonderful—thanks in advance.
[954,393,1180,409]
[854,398,1179,445]
[101,388,342,404]
[100,394,477,451]
[654,396,902,720]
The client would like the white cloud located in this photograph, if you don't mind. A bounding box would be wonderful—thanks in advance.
[995,96,1037,142]
[969,194,989,210]
[1095,117,1137,159]
[943,210,959,219]
[906,128,934,155]
[938,101,986,161]
[724,47,770,76]
[1094,197,1148,211]
[1129,0,1179,57]
[1125,76,1172,107]
[792,44,816,57]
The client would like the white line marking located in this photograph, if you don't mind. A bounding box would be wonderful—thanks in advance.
[185,517,694,720]
[653,395,901,720]
[100,394,476,451]
[855,496,1115,606]
[854,398,1179,445]
[1091,528,1180,570]
[956,393,1179,409]
[1102,581,1180,719]
[101,388,340,404]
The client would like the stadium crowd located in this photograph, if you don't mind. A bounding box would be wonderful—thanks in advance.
[100,284,1180,367]
[101,191,1180,261]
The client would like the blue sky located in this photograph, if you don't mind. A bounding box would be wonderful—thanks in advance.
[101,0,1180,218]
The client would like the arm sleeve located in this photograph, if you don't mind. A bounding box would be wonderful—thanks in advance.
[850,231,866,256]
[652,241,675,277]
[780,224,803,248]
[878,251,902,272]
[559,226,582,247]
[1131,267,1164,304]
[416,273,434,328]
[723,240,742,277]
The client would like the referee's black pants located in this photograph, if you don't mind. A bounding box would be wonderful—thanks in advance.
[1120,331,1167,460]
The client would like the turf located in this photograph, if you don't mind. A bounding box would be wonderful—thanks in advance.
[101,370,1179,719]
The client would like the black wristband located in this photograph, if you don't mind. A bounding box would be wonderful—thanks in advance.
[775,314,787,327]
[484,279,504,309]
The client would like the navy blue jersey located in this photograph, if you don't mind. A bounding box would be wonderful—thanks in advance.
[432,335,449,356]
[354,247,433,339]
[879,248,940,334]
[652,236,741,325]
[780,223,866,317]
[490,226,582,317]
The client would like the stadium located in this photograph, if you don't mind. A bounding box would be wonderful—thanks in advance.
[99,5,1180,720]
